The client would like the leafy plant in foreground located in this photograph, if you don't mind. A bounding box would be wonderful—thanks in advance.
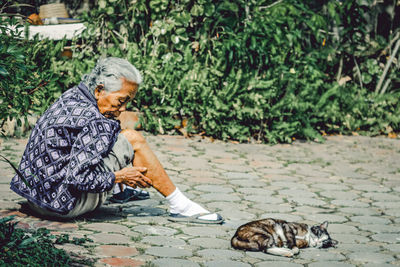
[0,215,94,267]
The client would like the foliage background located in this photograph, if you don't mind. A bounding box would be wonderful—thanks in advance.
[1,0,400,143]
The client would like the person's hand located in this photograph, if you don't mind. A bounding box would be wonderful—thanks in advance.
[114,166,152,188]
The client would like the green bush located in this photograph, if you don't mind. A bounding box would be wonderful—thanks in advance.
[1,0,399,142]
[0,17,63,130]
[0,216,93,266]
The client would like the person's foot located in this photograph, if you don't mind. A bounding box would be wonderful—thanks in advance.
[109,188,150,203]
[166,188,223,223]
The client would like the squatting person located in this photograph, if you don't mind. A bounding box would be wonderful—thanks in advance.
[10,57,223,224]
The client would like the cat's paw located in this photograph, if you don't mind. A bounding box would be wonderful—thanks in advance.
[292,247,300,255]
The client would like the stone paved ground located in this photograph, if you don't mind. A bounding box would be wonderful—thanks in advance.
[0,134,399,267]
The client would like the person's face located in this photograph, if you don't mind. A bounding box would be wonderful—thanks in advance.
[95,77,138,119]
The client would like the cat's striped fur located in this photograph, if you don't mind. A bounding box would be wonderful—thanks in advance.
[231,218,337,257]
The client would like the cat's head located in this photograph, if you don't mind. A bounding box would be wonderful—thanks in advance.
[309,221,338,248]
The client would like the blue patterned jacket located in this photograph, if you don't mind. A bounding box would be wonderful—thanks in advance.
[10,83,120,214]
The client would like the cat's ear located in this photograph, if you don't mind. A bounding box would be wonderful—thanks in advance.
[320,221,328,230]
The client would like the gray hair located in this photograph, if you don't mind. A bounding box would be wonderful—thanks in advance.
[82,57,142,95]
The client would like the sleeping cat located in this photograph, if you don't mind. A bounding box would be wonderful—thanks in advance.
[231,218,338,257]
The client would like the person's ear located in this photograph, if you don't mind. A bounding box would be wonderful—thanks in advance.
[94,84,104,100]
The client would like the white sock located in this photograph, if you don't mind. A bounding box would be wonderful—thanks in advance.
[166,188,219,221]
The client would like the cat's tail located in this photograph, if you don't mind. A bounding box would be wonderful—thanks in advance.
[231,236,259,251]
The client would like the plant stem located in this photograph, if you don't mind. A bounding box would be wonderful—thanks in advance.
[259,0,284,10]
[353,57,363,90]
[375,38,400,94]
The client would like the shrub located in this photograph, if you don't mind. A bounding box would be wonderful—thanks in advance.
[0,216,93,266]
[1,0,399,142]
[0,17,63,131]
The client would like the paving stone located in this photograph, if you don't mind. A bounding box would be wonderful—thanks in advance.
[236,188,274,195]
[244,251,292,261]
[32,220,79,231]
[131,225,177,236]
[347,252,395,264]
[358,224,400,233]
[146,247,192,257]
[362,192,400,201]
[302,214,348,223]
[95,245,138,257]
[243,195,283,204]
[294,206,333,214]
[230,179,267,187]
[255,262,303,267]
[200,193,241,202]
[356,184,391,192]
[3,135,400,267]
[311,183,350,191]
[384,209,400,217]
[331,200,369,207]
[188,237,230,249]
[152,258,200,267]
[206,201,243,211]
[99,257,144,266]
[333,234,370,244]
[259,213,303,222]
[383,244,400,253]
[373,202,399,209]
[259,168,291,175]
[350,215,391,224]
[182,226,228,237]
[256,203,293,213]
[279,189,317,198]
[197,248,243,260]
[124,206,167,217]
[84,223,129,233]
[363,264,400,267]
[308,262,355,267]
[319,191,359,200]
[328,224,358,234]
[287,197,326,206]
[204,260,251,267]
[338,207,380,216]
[223,172,259,180]
[371,233,400,243]
[142,236,186,247]
[298,249,346,261]
[54,243,90,255]
[338,243,381,252]
[194,185,234,193]
[269,182,308,189]
[91,233,132,244]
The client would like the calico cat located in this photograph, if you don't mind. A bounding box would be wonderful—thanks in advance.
[231,218,338,257]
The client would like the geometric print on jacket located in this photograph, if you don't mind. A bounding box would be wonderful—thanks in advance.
[10,83,120,214]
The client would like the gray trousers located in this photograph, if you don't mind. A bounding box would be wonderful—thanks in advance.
[28,133,134,218]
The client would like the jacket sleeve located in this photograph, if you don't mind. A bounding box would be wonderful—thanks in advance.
[64,118,120,192]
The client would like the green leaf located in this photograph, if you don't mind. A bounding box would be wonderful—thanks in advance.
[0,154,32,189]
[0,64,10,75]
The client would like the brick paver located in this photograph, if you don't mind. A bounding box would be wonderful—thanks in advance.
[1,134,399,266]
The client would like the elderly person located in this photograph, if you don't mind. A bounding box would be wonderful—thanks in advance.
[10,57,223,224]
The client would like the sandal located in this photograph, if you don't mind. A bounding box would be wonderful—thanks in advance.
[168,212,224,224]
[109,188,150,204]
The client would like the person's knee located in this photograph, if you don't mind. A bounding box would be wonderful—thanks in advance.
[120,129,146,148]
